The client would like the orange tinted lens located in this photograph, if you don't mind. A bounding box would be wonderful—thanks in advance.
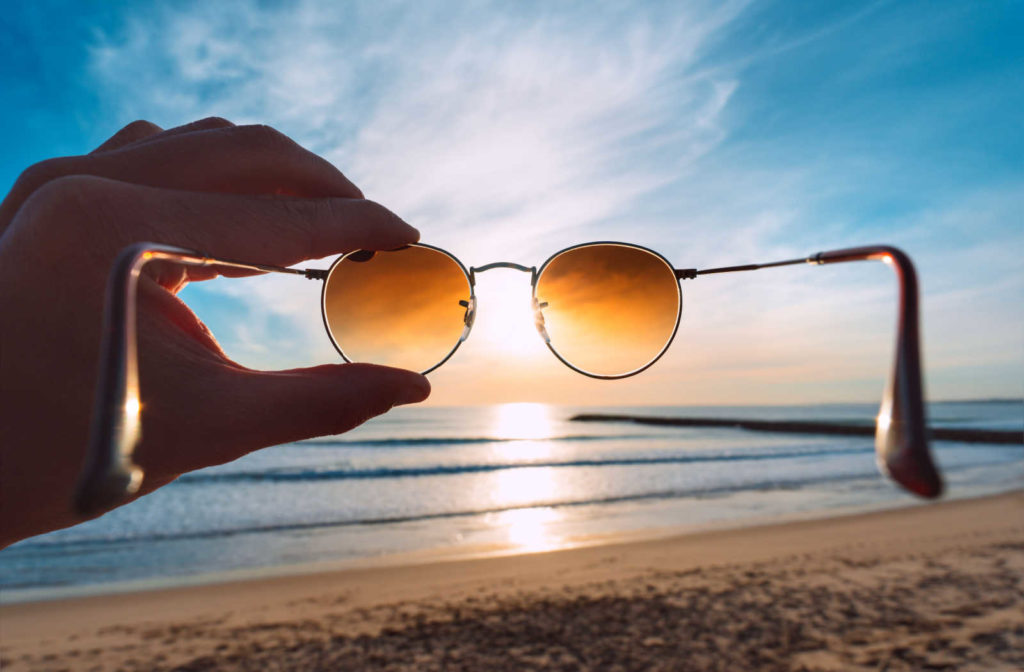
[535,244,680,377]
[322,246,472,373]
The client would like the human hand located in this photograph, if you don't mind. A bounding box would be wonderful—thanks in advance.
[0,118,430,548]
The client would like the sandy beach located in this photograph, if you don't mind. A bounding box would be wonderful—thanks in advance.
[2,491,1021,671]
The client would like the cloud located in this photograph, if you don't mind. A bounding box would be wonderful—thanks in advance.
[84,1,1023,404]
[87,1,753,370]
[89,1,747,255]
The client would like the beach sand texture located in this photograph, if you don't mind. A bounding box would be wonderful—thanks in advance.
[2,491,1021,671]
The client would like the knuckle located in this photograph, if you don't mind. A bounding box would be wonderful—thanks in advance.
[22,175,123,234]
[24,174,95,212]
[235,123,293,151]
[21,175,152,265]
[121,119,162,135]
[12,175,107,252]
[195,115,234,128]
[15,157,70,195]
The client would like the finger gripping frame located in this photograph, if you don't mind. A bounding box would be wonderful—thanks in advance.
[73,242,316,516]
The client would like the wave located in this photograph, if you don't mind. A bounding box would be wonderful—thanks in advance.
[9,472,873,551]
[295,434,653,448]
[178,446,872,484]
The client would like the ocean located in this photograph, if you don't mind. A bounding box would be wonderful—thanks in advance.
[1,401,1021,601]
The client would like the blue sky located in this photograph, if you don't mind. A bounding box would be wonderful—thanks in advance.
[2,0,1021,405]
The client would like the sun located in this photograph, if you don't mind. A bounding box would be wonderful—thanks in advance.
[470,272,548,359]
[492,402,554,440]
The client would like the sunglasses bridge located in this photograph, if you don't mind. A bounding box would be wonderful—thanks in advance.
[468,261,538,286]
[463,262,550,343]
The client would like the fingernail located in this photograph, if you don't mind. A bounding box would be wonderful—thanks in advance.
[395,375,431,406]
[334,169,364,199]
[393,214,420,244]
[344,177,364,199]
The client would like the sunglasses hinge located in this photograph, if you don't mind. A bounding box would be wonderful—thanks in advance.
[304,269,329,281]
[675,268,698,280]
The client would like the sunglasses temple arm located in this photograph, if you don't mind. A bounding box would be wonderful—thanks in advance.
[684,245,942,499]
[74,242,322,517]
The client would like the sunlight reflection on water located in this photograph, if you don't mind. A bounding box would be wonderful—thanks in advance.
[495,507,561,552]
[492,402,554,440]
[489,403,567,551]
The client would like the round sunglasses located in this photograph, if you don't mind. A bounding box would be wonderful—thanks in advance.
[320,242,683,379]
[75,240,942,517]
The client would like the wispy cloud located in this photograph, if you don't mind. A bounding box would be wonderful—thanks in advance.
[87,1,753,368]
[89,1,746,255]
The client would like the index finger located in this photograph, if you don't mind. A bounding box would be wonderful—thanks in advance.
[61,176,419,270]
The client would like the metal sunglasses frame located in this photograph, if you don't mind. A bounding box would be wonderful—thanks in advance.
[74,240,942,519]
[320,242,684,379]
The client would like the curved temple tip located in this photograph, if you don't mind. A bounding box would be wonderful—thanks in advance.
[75,393,144,516]
[73,465,143,517]
[876,410,943,499]
[812,245,943,499]
[78,243,328,518]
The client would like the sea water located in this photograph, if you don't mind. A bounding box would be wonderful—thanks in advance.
[1,401,1021,599]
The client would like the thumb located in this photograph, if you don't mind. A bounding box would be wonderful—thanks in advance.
[211,363,430,458]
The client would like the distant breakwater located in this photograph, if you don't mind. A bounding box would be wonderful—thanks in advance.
[570,414,1023,445]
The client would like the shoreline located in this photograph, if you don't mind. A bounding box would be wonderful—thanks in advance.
[0,498,907,606]
[3,481,1018,605]
[2,491,1021,670]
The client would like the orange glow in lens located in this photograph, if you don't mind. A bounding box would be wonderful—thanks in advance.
[534,244,681,377]
[322,246,472,373]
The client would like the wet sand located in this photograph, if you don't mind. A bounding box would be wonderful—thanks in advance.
[2,491,1021,671]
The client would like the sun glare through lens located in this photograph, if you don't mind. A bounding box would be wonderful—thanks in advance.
[322,246,472,373]
[534,244,681,377]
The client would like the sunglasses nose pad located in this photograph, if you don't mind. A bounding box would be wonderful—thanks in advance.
[459,297,477,342]
[532,298,551,344]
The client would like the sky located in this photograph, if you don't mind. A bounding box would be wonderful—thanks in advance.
[2,0,1021,406]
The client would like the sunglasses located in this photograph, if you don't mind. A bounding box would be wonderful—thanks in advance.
[321,242,684,378]
[75,240,942,517]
